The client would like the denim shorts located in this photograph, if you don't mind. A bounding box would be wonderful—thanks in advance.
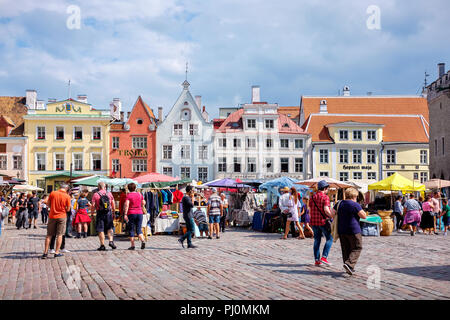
[209,215,220,224]
[198,223,209,232]
[96,213,114,233]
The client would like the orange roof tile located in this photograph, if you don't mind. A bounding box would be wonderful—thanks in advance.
[0,96,27,136]
[304,114,429,143]
[278,106,300,120]
[301,96,429,123]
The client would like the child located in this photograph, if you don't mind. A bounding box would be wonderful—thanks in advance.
[440,199,450,236]
[72,190,92,238]
[193,208,209,238]
[300,195,314,238]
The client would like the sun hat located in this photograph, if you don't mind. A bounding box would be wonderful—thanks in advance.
[281,186,290,192]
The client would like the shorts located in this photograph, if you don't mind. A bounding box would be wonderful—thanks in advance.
[47,218,67,237]
[444,216,450,227]
[96,213,114,233]
[127,214,143,237]
[29,210,39,219]
[209,215,220,224]
[198,223,209,232]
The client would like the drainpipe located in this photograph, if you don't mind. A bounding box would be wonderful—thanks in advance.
[379,143,384,181]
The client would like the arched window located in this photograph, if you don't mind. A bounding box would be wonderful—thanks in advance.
[181,108,191,121]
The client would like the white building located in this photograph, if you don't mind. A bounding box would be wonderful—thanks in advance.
[214,86,312,181]
[156,80,214,182]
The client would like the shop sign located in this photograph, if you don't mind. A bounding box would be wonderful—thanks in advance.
[118,149,148,157]
[343,165,373,170]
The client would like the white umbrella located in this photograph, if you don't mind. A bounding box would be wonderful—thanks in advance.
[13,184,44,192]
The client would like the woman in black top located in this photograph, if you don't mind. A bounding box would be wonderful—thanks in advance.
[15,193,28,230]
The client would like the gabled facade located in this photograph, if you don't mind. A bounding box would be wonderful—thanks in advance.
[110,96,157,178]
[156,80,214,182]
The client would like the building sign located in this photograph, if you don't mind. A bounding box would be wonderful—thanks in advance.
[55,102,81,113]
[117,149,148,157]
[343,165,373,170]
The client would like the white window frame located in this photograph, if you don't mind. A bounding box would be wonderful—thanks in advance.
[247,119,256,129]
[353,130,362,141]
[36,126,46,140]
[180,145,191,159]
[339,149,349,164]
[233,157,241,173]
[280,158,289,173]
[162,145,172,160]
[55,126,65,141]
[386,150,396,164]
[233,138,241,149]
[112,159,120,173]
[265,158,274,173]
[181,109,191,121]
[246,138,256,149]
[353,149,362,164]
[173,124,183,136]
[319,149,329,164]
[420,172,428,183]
[367,149,376,164]
[112,137,120,149]
[198,145,208,160]
[368,172,377,180]
[54,152,65,171]
[319,171,329,177]
[339,130,348,141]
[218,157,227,173]
[73,126,83,141]
[339,172,349,182]
[294,139,304,149]
[72,152,83,171]
[367,130,376,141]
[163,167,173,177]
[280,139,289,149]
[218,138,227,148]
[12,155,22,170]
[35,153,46,171]
[265,119,274,129]
[189,124,199,136]
[0,155,7,170]
[198,167,208,181]
[420,150,428,164]
[294,158,303,173]
[91,152,102,171]
[132,136,147,149]
[353,172,363,180]
[247,157,257,173]
[92,126,102,140]
[180,167,191,179]
[266,138,273,149]
[132,159,147,172]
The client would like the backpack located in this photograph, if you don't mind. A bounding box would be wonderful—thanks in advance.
[97,192,111,215]
[11,198,18,208]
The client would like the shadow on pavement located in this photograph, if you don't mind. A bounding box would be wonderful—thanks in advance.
[275,268,347,279]
[251,263,310,268]
[387,265,450,281]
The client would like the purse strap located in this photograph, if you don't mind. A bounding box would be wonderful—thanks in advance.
[311,194,330,220]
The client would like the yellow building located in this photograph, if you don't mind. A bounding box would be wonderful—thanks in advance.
[24,97,111,193]
[301,95,429,184]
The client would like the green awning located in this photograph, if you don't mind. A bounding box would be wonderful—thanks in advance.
[44,172,83,180]
[141,179,192,189]
[73,176,108,187]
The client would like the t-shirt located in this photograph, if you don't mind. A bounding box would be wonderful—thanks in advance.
[404,199,421,212]
[48,189,71,219]
[394,200,403,213]
[92,190,115,213]
[334,200,363,235]
[422,201,432,212]
[193,209,208,224]
[431,198,440,213]
[126,192,143,215]
[77,198,89,210]
[28,196,40,212]
[443,204,450,218]
[182,195,194,221]
[208,194,222,215]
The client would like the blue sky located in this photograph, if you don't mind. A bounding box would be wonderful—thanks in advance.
[0,0,449,118]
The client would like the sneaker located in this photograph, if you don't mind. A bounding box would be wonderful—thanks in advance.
[216,236,220,239]
[128,246,135,250]
[177,239,185,248]
[343,264,353,275]
[61,249,70,253]
[34,226,37,229]
[109,242,117,250]
[315,260,322,266]
[97,245,106,251]
[54,253,64,258]
[65,234,73,238]
[76,233,81,239]
[41,254,48,260]
[82,233,87,238]
[187,244,197,249]
[320,257,331,266]
[208,236,212,240]
[141,242,145,250]
[410,231,415,236]
[444,231,447,236]
[49,249,56,254]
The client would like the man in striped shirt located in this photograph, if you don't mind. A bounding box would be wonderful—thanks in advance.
[193,208,209,238]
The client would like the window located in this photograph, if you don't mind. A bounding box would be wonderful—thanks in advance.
[92,154,102,171]
[112,159,120,173]
[218,138,227,148]
[55,126,64,140]
[386,150,396,164]
[37,126,45,140]
[353,150,362,164]
[163,145,172,160]
[173,124,183,135]
[36,153,46,171]
[319,149,329,164]
[181,109,191,121]
[55,153,64,171]
[92,127,101,140]
[353,172,362,180]
[339,172,349,182]
[136,118,143,125]
[387,172,395,177]
[233,157,241,172]
[36,179,45,191]
[420,172,428,183]
[198,167,208,181]
[266,139,273,149]
[233,138,241,148]
[265,119,274,129]
[280,158,289,173]
[189,124,198,136]
[163,167,173,177]
[353,130,362,141]
[13,155,22,170]
[280,139,289,149]
[218,157,227,172]
[368,172,377,180]
[339,150,349,164]
[0,144,5,153]
[180,145,190,159]
[420,150,428,164]
[132,137,147,149]
[0,155,6,170]
[294,158,303,173]
[414,173,419,180]
[180,167,190,179]
[319,172,329,177]
[132,159,147,172]
[339,130,348,141]
[434,139,438,156]
[265,158,274,173]
[367,130,376,141]
[442,137,445,155]
[112,137,120,149]
[247,138,256,149]
[247,119,256,129]
[198,145,208,159]
[73,153,83,171]
[295,139,304,149]
[74,127,82,140]
[247,158,256,173]
[367,149,376,164]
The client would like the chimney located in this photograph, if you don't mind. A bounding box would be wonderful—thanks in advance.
[158,107,163,122]
[343,86,350,97]
[26,90,37,109]
[127,112,131,120]
[438,63,445,78]
[77,94,88,103]
[252,85,260,103]
[48,98,57,103]
[195,95,202,110]
[319,100,328,114]
[120,111,124,122]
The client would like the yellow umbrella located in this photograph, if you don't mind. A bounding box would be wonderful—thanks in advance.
[368,172,425,192]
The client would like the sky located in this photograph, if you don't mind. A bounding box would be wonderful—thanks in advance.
[0,0,449,119]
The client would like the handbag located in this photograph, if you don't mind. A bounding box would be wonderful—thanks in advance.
[311,194,332,233]
[331,201,341,242]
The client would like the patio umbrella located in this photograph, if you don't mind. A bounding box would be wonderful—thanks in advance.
[424,179,450,190]
[72,175,108,187]
[296,177,352,189]
[368,172,425,192]
[134,173,178,184]
[202,178,251,188]
[13,184,44,192]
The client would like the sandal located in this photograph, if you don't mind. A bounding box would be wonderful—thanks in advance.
[280,236,288,240]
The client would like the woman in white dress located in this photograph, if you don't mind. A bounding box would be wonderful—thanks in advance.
[281,187,305,239]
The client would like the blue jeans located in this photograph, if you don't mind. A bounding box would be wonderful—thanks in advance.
[0,217,2,236]
[312,225,333,261]
[180,216,195,246]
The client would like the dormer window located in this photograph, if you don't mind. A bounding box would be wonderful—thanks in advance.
[136,118,143,125]
[283,123,289,128]
[181,108,191,121]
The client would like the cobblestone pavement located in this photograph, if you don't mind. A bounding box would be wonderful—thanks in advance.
[0,222,449,300]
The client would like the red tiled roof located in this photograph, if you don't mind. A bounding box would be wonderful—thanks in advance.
[278,106,300,120]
